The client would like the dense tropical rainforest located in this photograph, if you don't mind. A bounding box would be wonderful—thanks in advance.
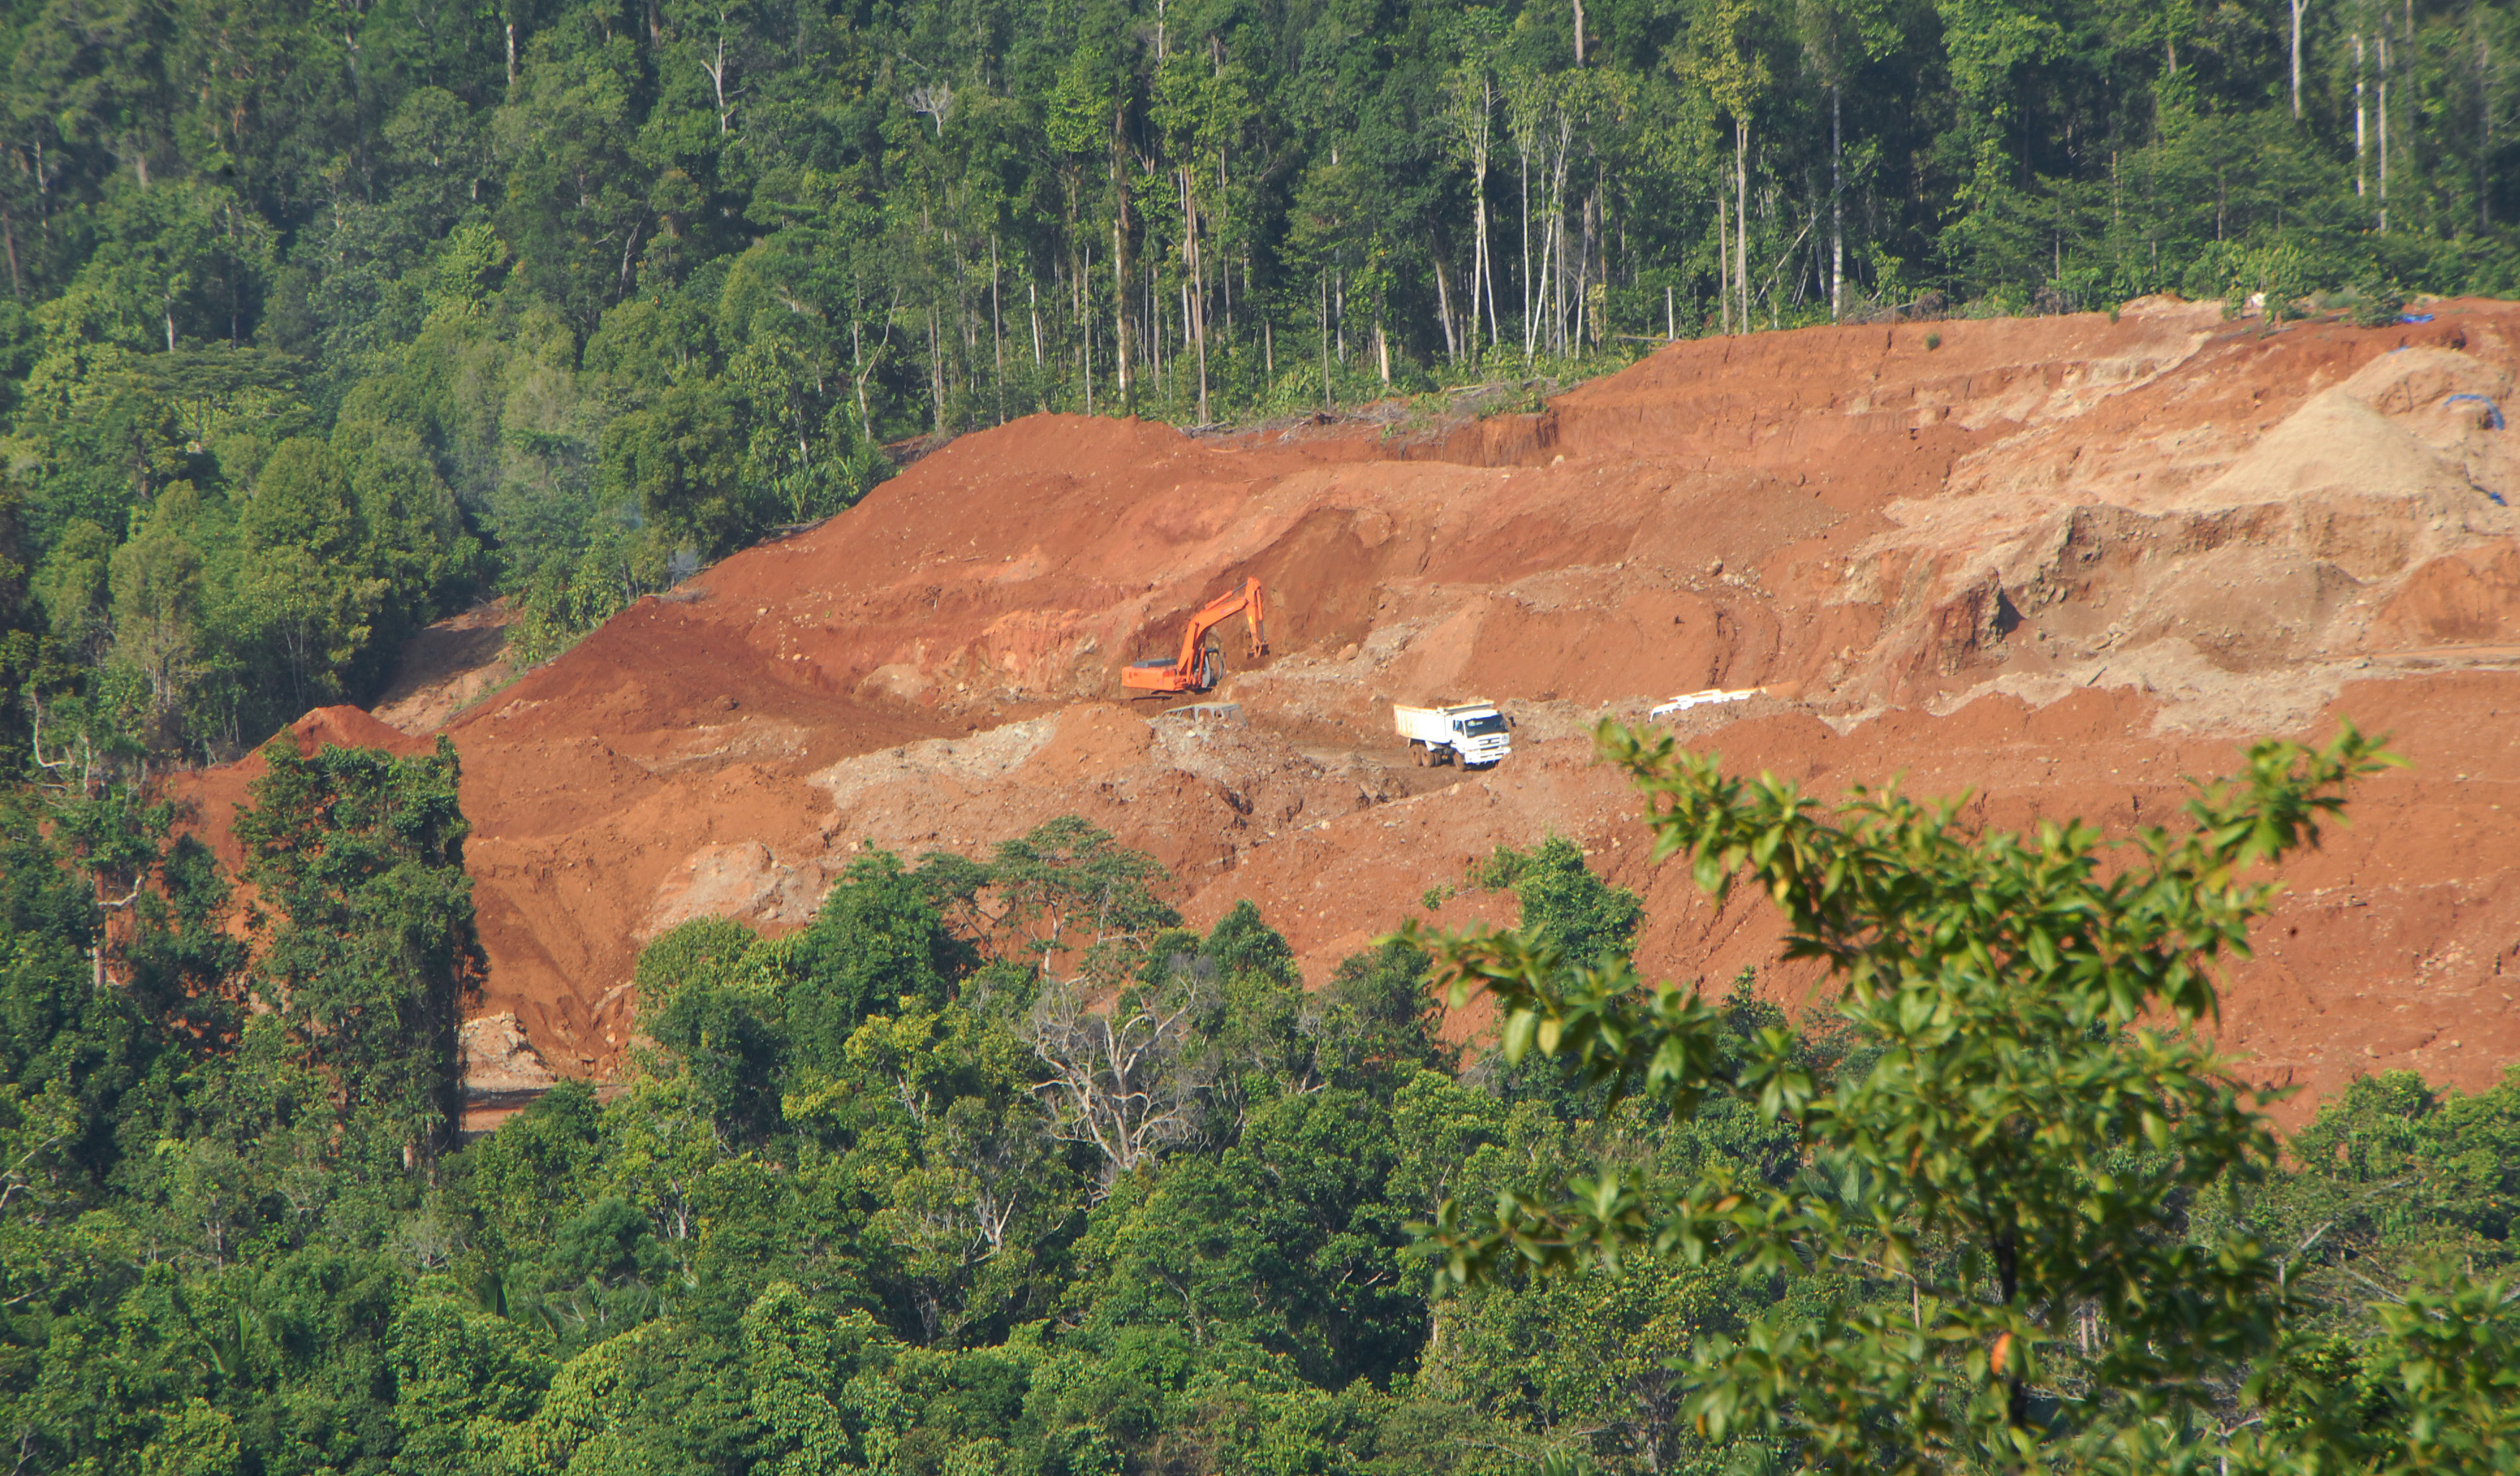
[0,0,2515,1469]
[0,724,2513,1474]
[0,0,2511,759]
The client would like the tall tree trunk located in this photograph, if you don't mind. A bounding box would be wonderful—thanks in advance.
[851,318,871,438]
[2292,0,2308,117]
[991,235,1005,424]
[1472,177,1492,347]
[1112,101,1136,413]
[1434,246,1459,362]
[1113,213,1132,411]
[1571,0,1585,65]
[1575,197,1590,354]
[1318,268,1332,407]
[1596,158,1610,320]
[1519,146,1533,358]
[1182,169,1207,423]
[2379,31,2391,231]
[1831,86,1844,322]
[1558,131,1571,354]
[929,307,945,433]
[1719,190,1730,334]
[1539,217,1558,354]
[1530,176,1554,354]
[1472,122,1494,355]
[2357,31,2369,197]
[2481,22,2495,227]
[1736,117,1750,333]
[1546,114,1572,355]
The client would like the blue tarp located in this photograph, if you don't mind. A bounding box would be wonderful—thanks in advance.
[2444,394,2507,431]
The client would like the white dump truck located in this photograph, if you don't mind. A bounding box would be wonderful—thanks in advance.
[1393,701,1513,768]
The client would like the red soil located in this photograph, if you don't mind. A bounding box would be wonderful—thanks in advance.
[173,297,2520,1118]
[175,705,434,874]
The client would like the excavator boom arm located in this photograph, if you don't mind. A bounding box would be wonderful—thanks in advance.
[1173,577,1269,670]
[1122,577,1269,694]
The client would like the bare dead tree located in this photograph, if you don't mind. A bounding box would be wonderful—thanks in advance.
[698,30,739,134]
[936,1097,1053,1258]
[885,1096,1056,1299]
[907,81,953,138]
[29,696,151,989]
[27,695,104,796]
[1023,977,1207,1194]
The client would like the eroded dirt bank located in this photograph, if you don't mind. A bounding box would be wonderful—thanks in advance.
[177,297,2520,1117]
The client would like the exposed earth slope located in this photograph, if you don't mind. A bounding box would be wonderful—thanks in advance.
[181,298,2520,1117]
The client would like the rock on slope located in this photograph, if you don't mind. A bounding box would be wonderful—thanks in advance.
[181,297,2520,1118]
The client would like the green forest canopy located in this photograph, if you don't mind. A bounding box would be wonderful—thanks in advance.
[0,0,2512,762]
[0,720,2515,1472]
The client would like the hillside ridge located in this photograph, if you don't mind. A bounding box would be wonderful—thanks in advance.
[177,300,2520,1119]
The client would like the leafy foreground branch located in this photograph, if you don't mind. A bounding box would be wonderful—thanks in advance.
[6,752,2518,1473]
[1409,721,2519,1473]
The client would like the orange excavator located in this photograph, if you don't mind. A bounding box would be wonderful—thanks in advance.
[1122,577,1270,695]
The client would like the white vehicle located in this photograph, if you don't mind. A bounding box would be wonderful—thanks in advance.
[1650,687,1763,721]
[1394,701,1513,768]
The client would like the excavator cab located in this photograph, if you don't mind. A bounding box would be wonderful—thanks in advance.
[1125,654,1200,685]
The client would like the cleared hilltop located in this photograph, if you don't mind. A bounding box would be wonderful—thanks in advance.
[181,297,2520,1117]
